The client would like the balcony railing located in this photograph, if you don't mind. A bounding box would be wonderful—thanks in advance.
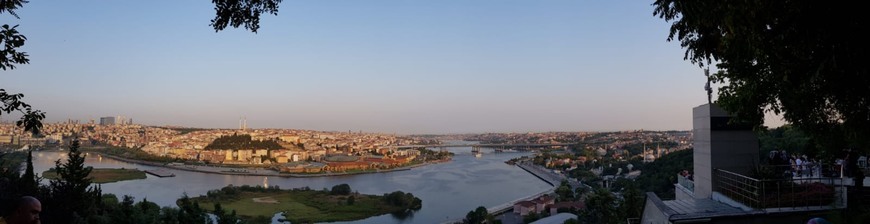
[677,174,694,192]
[715,168,846,210]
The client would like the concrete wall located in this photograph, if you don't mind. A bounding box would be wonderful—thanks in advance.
[640,195,671,224]
[692,104,759,199]
[675,184,694,201]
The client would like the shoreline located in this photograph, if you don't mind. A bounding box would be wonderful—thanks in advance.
[78,150,450,178]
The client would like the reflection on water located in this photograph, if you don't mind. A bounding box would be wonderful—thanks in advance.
[33,144,550,224]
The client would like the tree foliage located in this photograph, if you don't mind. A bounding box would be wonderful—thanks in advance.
[758,125,811,156]
[19,150,38,196]
[382,191,422,210]
[634,149,692,199]
[583,188,620,224]
[43,140,102,223]
[653,1,870,150]
[176,194,209,224]
[330,183,352,195]
[213,203,239,224]
[0,0,29,70]
[522,211,541,224]
[210,0,282,33]
[555,180,575,201]
[0,0,44,136]
[619,182,644,220]
[464,206,490,224]
[204,134,282,150]
[0,89,44,136]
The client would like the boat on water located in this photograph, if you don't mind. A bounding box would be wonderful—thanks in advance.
[474,152,482,158]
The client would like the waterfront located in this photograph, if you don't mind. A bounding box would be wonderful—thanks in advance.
[31,143,552,223]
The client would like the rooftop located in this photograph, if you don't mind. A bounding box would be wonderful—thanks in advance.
[646,192,753,222]
[529,213,578,224]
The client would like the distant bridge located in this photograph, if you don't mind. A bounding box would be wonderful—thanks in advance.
[383,143,576,149]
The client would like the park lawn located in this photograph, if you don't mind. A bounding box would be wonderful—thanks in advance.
[42,168,146,184]
[194,190,407,223]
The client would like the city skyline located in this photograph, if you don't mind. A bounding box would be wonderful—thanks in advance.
[0,1,784,134]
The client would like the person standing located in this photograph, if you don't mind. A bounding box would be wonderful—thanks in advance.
[794,156,804,177]
[847,148,860,178]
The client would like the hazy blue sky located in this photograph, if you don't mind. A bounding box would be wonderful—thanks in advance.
[0,1,784,134]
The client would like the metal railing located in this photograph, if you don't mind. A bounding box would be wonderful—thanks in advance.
[677,174,694,192]
[715,168,846,210]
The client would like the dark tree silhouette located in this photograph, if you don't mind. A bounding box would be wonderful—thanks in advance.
[0,0,44,136]
[19,150,38,196]
[176,194,209,224]
[583,188,619,224]
[653,1,870,150]
[330,183,352,195]
[213,203,239,224]
[205,134,283,150]
[211,0,283,33]
[464,206,490,224]
[43,140,101,223]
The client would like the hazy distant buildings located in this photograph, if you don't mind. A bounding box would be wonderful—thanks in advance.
[100,117,116,125]
[99,116,133,125]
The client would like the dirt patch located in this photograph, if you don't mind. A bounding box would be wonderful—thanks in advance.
[252,196,279,204]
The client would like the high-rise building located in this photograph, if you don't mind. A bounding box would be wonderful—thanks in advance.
[100,117,116,125]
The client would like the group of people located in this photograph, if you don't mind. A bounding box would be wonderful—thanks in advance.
[679,169,693,181]
[768,148,866,179]
[768,149,822,178]
[838,148,864,178]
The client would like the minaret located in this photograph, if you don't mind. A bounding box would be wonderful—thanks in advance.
[657,143,662,157]
[643,143,648,162]
[243,116,247,130]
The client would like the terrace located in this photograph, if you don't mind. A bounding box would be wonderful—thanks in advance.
[714,167,847,211]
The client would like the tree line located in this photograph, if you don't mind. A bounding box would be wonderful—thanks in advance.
[204,134,283,150]
[0,141,241,223]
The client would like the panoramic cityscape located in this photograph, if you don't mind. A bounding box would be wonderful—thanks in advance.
[2,1,869,224]
[1,119,695,223]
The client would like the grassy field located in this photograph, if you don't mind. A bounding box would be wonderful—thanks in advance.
[192,190,410,223]
[42,168,147,184]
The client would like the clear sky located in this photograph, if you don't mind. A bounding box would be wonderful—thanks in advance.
[0,1,784,134]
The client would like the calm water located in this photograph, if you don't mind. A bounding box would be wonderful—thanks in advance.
[32,143,550,223]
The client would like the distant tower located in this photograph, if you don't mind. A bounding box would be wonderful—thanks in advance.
[100,116,116,125]
[243,116,247,130]
[643,143,647,162]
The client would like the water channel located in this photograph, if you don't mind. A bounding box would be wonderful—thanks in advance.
[31,142,551,223]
